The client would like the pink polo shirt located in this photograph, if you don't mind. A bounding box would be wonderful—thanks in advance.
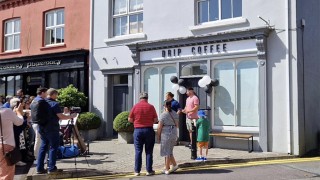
[185,95,199,119]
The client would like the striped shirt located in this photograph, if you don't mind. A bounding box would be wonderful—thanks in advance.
[129,100,157,128]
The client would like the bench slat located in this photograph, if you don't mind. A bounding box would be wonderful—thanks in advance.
[210,133,253,139]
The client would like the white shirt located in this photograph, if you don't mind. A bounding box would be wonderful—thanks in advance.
[0,108,24,147]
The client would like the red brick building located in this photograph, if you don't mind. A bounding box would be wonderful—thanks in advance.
[0,0,90,97]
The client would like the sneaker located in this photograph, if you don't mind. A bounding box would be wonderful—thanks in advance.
[48,167,63,175]
[36,169,46,174]
[146,170,155,176]
[171,165,179,173]
[16,161,27,166]
[195,157,203,161]
[134,172,140,176]
[164,170,170,175]
[203,157,207,161]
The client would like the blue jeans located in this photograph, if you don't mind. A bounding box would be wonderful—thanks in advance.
[37,130,60,172]
[133,127,155,173]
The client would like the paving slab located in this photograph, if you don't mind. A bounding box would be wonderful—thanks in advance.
[26,139,295,179]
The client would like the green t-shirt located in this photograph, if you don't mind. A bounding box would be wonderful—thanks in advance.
[196,117,210,142]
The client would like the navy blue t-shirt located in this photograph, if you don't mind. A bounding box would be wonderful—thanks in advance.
[45,98,62,132]
[170,99,181,112]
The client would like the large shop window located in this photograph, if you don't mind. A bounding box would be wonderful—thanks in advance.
[197,0,242,24]
[4,18,20,51]
[45,9,65,46]
[48,70,84,92]
[213,60,259,127]
[0,75,22,96]
[113,0,143,36]
[143,66,177,116]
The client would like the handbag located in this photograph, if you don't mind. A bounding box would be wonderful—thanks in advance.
[0,111,22,166]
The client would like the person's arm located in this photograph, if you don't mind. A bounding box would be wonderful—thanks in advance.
[152,106,158,123]
[157,121,163,142]
[11,103,24,126]
[57,113,76,120]
[128,107,135,123]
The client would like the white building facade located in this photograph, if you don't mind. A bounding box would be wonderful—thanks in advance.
[90,0,320,156]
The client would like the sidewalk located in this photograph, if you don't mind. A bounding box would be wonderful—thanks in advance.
[27,139,295,179]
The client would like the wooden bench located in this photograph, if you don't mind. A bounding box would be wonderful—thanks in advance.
[210,133,254,153]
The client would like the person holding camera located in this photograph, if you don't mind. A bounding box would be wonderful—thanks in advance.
[36,88,76,174]
[0,99,24,180]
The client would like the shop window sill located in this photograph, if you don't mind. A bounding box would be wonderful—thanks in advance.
[104,33,146,44]
[0,49,21,55]
[189,17,248,32]
[40,43,66,50]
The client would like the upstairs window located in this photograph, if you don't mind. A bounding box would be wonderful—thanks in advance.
[113,0,143,36]
[197,0,242,24]
[45,9,64,45]
[4,18,20,51]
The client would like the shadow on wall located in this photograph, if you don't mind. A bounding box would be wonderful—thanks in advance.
[190,20,250,36]
[214,86,234,126]
[266,30,289,152]
[91,106,104,139]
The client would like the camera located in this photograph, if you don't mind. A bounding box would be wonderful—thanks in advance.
[70,107,81,114]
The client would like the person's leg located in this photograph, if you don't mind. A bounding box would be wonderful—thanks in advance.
[47,132,60,172]
[165,156,171,170]
[145,128,155,173]
[205,142,209,158]
[199,146,203,157]
[37,131,49,172]
[186,118,192,145]
[169,155,177,167]
[133,128,144,173]
[33,124,41,160]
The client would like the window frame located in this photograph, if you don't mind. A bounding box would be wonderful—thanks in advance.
[112,0,143,37]
[196,0,242,25]
[44,9,65,46]
[141,64,177,116]
[211,57,261,131]
[4,18,21,52]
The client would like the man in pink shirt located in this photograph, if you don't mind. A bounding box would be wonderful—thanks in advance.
[182,87,199,147]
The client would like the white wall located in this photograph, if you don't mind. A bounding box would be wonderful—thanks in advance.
[91,0,296,154]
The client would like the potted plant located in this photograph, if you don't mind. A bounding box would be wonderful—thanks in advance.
[77,112,101,141]
[57,84,87,108]
[113,111,134,144]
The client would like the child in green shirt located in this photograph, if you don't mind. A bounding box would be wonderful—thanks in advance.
[195,110,210,161]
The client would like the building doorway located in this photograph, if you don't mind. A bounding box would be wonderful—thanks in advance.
[112,75,129,135]
[179,77,208,141]
[24,73,44,96]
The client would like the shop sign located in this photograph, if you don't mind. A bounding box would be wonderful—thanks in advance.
[140,39,257,61]
[0,60,62,71]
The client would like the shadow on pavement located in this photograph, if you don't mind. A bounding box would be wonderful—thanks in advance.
[176,169,232,175]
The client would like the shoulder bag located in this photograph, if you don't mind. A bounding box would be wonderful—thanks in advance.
[0,111,22,166]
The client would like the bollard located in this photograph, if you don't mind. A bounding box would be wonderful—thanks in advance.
[191,122,197,159]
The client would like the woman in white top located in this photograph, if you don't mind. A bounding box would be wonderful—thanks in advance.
[0,103,24,180]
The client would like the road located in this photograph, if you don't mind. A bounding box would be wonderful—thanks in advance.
[71,157,320,180]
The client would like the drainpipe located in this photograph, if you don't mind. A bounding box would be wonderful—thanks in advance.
[286,0,292,155]
[88,0,94,112]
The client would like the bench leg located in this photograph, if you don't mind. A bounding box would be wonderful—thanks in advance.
[251,136,254,152]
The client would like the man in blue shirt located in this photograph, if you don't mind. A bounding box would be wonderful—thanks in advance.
[36,88,76,174]
[165,92,181,113]
[2,95,12,108]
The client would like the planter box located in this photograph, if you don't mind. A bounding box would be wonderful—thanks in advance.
[118,132,133,144]
[79,129,98,141]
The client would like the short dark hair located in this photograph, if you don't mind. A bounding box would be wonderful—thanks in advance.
[36,87,48,95]
[166,92,174,98]
[164,100,172,112]
[187,87,194,91]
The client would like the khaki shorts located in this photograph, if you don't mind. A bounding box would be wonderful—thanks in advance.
[197,142,209,148]
[186,118,197,132]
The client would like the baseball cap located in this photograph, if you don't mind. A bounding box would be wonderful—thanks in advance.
[139,92,148,99]
[198,110,206,117]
